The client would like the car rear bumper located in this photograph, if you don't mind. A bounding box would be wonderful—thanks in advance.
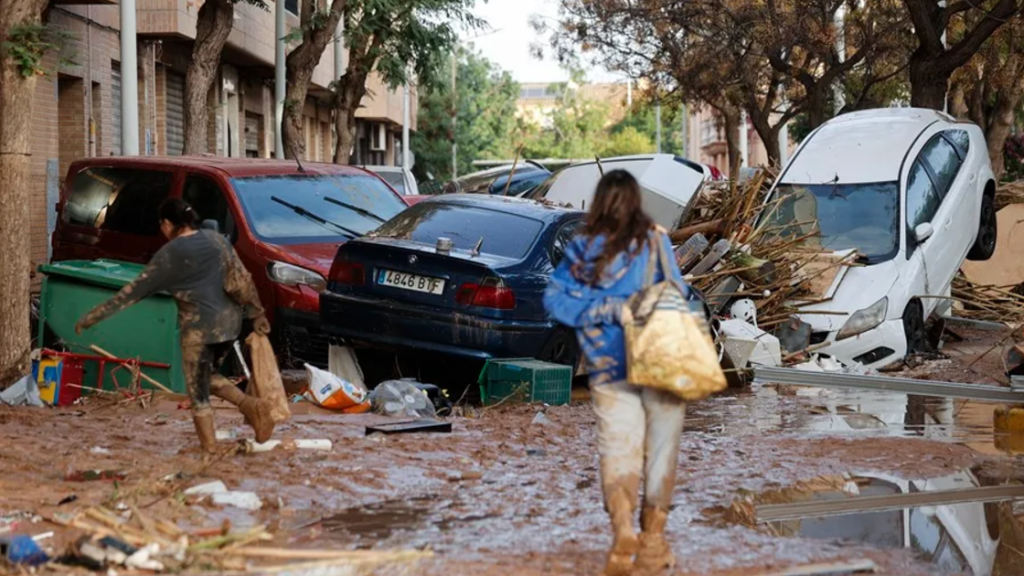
[320,292,555,360]
[810,318,908,369]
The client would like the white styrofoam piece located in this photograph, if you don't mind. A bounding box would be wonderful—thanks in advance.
[718,319,782,367]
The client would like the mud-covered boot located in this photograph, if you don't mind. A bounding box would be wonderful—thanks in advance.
[211,383,275,443]
[634,506,674,574]
[604,486,639,576]
[192,409,218,458]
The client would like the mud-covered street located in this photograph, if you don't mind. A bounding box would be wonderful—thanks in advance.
[3,330,1024,576]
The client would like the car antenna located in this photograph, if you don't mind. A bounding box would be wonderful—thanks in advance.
[595,156,605,176]
[471,236,484,257]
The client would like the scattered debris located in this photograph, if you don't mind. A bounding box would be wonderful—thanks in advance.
[242,439,333,453]
[305,363,371,412]
[365,420,453,435]
[0,534,50,565]
[719,319,783,367]
[247,333,291,424]
[0,375,43,407]
[370,379,437,419]
[531,411,553,426]
[64,470,127,482]
[211,491,263,511]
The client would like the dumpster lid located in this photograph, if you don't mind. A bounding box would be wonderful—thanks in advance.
[39,260,147,290]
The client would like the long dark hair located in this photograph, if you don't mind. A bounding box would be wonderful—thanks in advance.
[159,198,198,234]
[577,169,653,284]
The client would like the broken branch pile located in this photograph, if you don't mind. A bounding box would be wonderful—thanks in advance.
[996,180,1024,211]
[951,274,1024,323]
[672,170,855,331]
[50,505,431,573]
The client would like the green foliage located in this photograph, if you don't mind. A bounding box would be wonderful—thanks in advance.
[517,79,610,160]
[344,0,483,91]
[599,126,654,157]
[609,102,683,155]
[412,48,519,182]
[3,24,74,78]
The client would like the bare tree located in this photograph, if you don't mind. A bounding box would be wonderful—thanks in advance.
[904,0,1021,110]
[0,0,50,386]
[183,0,268,155]
[282,0,348,160]
[545,0,906,166]
[951,11,1024,178]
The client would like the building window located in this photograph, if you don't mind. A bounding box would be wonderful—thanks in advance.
[285,0,298,15]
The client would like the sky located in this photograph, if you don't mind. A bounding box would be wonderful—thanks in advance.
[464,0,617,84]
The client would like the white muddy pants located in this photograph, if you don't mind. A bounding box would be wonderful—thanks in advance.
[592,380,686,510]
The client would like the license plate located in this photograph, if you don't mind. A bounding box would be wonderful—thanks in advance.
[377,269,445,295]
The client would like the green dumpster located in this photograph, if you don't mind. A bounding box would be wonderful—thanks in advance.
[37,260,185,394]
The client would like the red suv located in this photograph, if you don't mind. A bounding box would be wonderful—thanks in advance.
[52,157,410,365]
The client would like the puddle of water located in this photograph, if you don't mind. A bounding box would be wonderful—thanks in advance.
[734,470,1012,576]
[687,385,1022,456]
[293,496,497,549]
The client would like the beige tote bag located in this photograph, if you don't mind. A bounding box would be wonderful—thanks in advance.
[621,232,727,401]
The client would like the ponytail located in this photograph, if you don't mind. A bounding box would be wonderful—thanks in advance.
[158,198,199,232]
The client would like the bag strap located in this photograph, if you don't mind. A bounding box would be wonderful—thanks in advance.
[643,236,659,288]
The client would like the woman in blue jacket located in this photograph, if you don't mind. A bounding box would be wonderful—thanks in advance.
[544,170,687,576]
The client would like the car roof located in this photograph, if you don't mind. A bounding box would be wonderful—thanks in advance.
[70,156,375,179]
[781,108,957,184]
[422,193,582,222]
[360,165,405,173]
[557,153,705,176]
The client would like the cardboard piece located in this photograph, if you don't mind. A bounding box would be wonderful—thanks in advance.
[961,204,1024,287]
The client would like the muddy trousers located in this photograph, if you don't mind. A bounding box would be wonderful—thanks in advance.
[592,380,685,575]
[181,341,234,414]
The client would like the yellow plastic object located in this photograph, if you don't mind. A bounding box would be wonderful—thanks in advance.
[36,357,61,406]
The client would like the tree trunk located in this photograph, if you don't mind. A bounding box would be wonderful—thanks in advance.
[720,105,741,182]
[0,0,48,388]
[282,0,347,160]
[909,57,949,110]
[183,0,234,155]
[986,95,1019,180]
[746,104,782,168]
[332,84,365,164]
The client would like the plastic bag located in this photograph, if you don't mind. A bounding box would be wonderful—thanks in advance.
[369,380,437,419]
[245,333,290,424]
[304,364,369,411]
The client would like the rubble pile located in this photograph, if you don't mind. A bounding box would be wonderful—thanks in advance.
[951,274,1024,322]
[670,171,859,369]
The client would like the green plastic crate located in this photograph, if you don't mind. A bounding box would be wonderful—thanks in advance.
[480,358,572,406]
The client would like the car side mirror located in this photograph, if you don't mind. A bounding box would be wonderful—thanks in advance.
[915,222,934,243]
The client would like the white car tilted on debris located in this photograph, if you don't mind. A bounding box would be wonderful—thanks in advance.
[764,108,997,369]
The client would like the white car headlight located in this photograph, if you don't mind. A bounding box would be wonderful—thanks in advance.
[836,297,888,341]
[267,262,327,293]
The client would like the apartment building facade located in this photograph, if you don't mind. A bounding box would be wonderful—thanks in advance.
[29,0,416,272]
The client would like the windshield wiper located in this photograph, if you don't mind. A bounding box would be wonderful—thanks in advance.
[323,196,386,224]
[271,196,359,239]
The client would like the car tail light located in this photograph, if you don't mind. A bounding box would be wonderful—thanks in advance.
[329,257,365,286]
[456,277,515,310]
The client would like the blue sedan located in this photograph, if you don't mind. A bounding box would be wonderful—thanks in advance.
[320,195,585,367]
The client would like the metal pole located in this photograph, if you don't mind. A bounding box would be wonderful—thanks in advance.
[739,109,749,167]
[334,19,344,79]
[402,78,411,168]
[451,50,457,179]
[120,0,139,155]
[274,0,286,159]
[778,120,789,166]
[655,100,662,153]
[833,4,846,115]
[680,104,687,158]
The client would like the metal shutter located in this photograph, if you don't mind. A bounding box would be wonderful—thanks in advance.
[245,112,259,157]
[166,71,185,156]
[112,63,122,156]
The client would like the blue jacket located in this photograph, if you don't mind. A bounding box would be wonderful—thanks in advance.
[543,230,686,385]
